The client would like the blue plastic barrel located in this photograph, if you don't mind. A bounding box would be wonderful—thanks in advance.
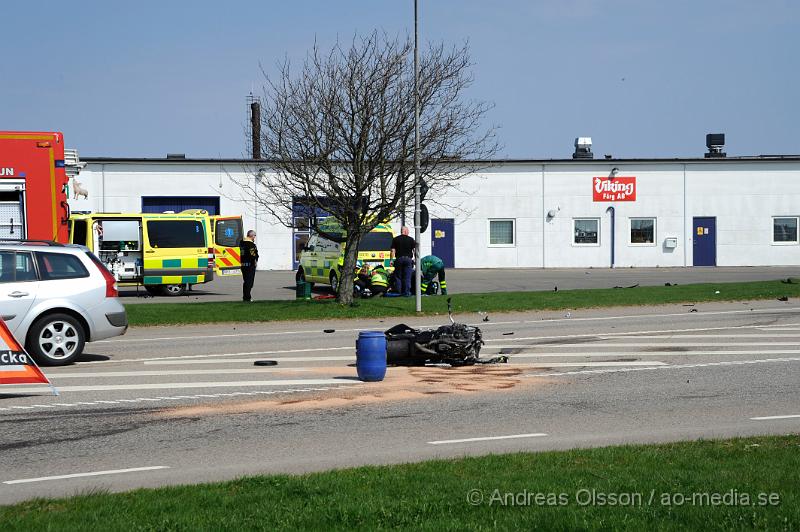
[356,331,387,382]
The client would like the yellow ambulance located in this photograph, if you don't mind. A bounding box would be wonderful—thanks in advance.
[69,211,215,296]
[181,211,244,277]
[297,219,395,293]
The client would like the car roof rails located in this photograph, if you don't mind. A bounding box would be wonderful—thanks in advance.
[0,239,64,246]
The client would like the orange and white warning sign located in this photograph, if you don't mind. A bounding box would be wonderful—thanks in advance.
[0,318,51,386]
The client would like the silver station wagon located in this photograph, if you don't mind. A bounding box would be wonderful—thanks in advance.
[0,240,127,366]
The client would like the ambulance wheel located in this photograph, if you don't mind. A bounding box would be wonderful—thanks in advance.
[162,284,188,296]
[329,270,340,294]
[26,313,85,366]
[296,267,314,288]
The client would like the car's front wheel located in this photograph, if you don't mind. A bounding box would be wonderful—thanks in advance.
[27,313,86,366]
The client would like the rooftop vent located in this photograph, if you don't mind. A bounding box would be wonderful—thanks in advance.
[166,153,186,160]
[705,133,726,158]
[63,148,86,177]
[573,137,593,159]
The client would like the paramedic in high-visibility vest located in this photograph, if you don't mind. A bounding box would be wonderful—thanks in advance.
[420,255,447,295]
[369,265,390,297]
[239,230,259,301]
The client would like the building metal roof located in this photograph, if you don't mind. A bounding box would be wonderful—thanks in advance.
[82,155,800,165]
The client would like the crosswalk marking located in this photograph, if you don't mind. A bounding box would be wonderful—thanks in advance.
[48,368,312,378]
[486,342,800,348]
[2,379,353,394]
[500,350,800,357]
[511,361,667,368]
[525,357,800,378]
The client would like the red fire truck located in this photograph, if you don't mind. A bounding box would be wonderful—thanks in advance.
[0,131,78,242]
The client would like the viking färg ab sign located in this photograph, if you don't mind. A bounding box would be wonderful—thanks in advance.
[593,176,636,201]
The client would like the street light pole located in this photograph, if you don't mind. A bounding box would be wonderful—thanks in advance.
[414,0,422,312]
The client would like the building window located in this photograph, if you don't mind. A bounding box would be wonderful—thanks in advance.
[773,217,799,244]
[573,218,599,245]
[489,219,515,246]
[630,218,656,245]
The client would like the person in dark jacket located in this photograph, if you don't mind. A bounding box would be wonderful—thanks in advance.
[239,230,259,301]
[390,226,416,296]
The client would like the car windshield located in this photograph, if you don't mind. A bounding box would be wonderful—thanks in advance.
[358,232,393,251]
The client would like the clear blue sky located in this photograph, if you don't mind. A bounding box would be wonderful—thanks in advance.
[2,0,797,159]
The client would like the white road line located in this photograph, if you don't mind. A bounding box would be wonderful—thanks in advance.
[505,350,800,357]
[0,386,355,414]
[525,357,800,377]
[3,466,170,485]
[94,322,527,345]
[143,355,353,365]
[2,379,354,394]
[613,334,800,339]
[498,342,800,348]
[428,433,548,445]
[521,307,800,325]
[484,321,800,344]
[48,368,312,378]
[93,307,800,345]
[120,346,354,363]
[750,414,800,421]
[512,361,667,368]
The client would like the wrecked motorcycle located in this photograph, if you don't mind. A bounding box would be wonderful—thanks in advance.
[384,298,508,366]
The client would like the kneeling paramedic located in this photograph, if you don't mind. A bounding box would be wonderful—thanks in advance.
[368,265,390,297]
[420,254,447,295]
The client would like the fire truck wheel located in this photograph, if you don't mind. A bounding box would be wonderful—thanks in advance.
[161,284,188,296]
[26,313,86,366]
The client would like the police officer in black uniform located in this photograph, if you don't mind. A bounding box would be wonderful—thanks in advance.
[240,230,259,301]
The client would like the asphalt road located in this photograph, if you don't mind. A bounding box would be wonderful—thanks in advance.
[1,301,799,504]
[120,266,800,303]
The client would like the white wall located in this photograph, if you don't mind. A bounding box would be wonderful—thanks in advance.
[73,158,800,270]
[686,161,800,266]
[71,161,293,270]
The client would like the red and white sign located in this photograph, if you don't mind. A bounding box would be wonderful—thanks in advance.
[593,176,636,202]
[0,318,51,387]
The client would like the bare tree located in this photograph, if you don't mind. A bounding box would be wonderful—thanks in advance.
[237,32,498,304]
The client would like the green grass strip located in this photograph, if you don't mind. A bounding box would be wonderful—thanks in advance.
[124,279,800,326]
[2,435,797,530]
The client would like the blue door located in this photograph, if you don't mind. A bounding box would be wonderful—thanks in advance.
[431,219,455,268]
[693,217,716,266]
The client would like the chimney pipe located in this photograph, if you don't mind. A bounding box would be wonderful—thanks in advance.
[250,100,262,160]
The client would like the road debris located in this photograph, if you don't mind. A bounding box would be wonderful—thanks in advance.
[254,360,278,366]
[778,296,789,302]
[324,329,336,333]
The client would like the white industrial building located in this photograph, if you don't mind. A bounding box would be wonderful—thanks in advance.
[71,139,800,271]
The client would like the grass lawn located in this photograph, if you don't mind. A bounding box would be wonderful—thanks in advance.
[2,435,797,530]
[124,279,800,326]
